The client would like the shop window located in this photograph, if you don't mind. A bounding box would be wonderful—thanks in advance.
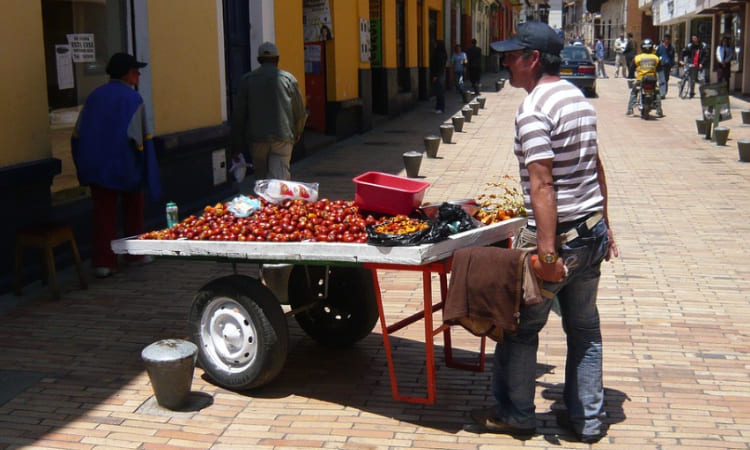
[720,12,743,74]
[41,0,128,195]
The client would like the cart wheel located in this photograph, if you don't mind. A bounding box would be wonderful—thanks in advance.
[189,274,288,390]
[288,266,378,348]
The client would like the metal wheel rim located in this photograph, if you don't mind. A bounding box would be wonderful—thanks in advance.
[200,296,258,373]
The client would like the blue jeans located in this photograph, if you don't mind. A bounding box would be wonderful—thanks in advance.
[492,218,610,435]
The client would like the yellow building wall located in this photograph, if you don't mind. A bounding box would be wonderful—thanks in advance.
[0,1,50,166]
[275,1,306,100]
[146,1,223,134]
[326,0,366,101]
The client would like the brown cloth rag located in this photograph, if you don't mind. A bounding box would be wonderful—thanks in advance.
[443,246,542,343]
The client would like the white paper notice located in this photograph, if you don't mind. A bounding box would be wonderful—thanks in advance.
[55,45,74,90]
[66,33,96,63]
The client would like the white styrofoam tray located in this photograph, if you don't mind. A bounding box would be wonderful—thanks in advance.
[111,217,526,266]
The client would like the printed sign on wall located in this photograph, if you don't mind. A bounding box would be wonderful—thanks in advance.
[360,18,371,62]
[303,0,334,43]
[66,33,96,63]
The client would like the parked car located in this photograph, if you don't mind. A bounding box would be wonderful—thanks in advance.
[560,45,597,97]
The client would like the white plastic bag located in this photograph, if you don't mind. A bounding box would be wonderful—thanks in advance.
[227,195,261,217]
[254,179,319,204]
[229,153,251,183]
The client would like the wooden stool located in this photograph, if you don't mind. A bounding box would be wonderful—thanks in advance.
[14,222,88,300]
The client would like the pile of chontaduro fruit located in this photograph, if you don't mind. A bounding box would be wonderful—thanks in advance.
[139,198,379,243]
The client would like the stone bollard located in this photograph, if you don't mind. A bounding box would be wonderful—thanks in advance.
[141,339,198,410]
[713,126,730,146]
[439,124,454,143]
[461,106,473,122]
[742,110,750,125]
[469,101,480,116]
[695,118,711,135]
[423,135,441,158]
[496,80,503,92]
[403,151,423,177]
[477,96,486,108]
[462,90,473,104]
[452,115,464,132]
[738,140,750,162]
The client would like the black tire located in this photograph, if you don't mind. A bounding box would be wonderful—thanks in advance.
[189,274,288,390]
[288,266,379,348]
[679,76,691,99]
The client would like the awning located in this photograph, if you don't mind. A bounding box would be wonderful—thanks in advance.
[697,0,745,14]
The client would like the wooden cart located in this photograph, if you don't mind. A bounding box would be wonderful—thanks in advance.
[112,217,525,404]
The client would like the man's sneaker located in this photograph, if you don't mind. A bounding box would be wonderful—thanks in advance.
[94,267,114,278]
[556,411,606,444]
[626,109,633,116]
[470,408,535,437]
[656,111,665,118]
[435,109,444,114]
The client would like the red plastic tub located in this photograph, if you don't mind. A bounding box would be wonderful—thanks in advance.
[353,172,430,216]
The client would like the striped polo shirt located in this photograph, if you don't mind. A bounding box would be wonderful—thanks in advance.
[513,79,604,227]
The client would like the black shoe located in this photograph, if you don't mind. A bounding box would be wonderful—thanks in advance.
[556,411,606,444]
[470,408,536,436]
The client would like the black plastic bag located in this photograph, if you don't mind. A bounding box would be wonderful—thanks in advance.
[366,203,475,246]
[420,202,475,244]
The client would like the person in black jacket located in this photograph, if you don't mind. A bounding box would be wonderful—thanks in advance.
[681,35,708,98]
[466,38,483,94]
[624,33,636,78]
[430,40,448,113]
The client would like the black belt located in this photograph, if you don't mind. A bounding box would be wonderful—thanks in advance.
[556,212,603,243]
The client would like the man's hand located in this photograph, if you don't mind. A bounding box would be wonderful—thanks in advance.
[531,255,567,282]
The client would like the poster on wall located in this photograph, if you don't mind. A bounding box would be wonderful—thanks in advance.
[370,0,382,67]
[303,0,334,43]
[360,18,371,63]
[66,33,96,63]
[55,45,74,90]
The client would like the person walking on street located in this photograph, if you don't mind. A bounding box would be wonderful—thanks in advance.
[595,37,608,78]
[655,34,675,97]
[71,52,161,278]
[466,38,483,94]
[613,34,627,77]
[451,44,468,93]
[625,33,636,79]
[476,20,619,444]
[429,40,448,113]
[715,36,735,89]
[231,42,307,181]
[681,35,708,98]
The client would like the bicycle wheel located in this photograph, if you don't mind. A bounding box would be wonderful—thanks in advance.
[678,75,691,99]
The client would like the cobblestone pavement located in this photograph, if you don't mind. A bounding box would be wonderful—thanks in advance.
[2,70,750,449]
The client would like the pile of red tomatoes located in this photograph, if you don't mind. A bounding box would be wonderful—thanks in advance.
[139,198,378,243]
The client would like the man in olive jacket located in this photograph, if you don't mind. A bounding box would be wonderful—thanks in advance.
[232,42,307,181]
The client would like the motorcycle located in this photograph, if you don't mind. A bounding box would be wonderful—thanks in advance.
[637,75,658,119]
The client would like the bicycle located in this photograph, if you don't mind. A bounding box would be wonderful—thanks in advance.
[677,62,703,99]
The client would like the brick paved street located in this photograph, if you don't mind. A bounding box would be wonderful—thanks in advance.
[2,69,750,449]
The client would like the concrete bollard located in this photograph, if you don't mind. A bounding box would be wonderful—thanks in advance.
[738,140,750,162]
[462,90,473,103]
[713,126,729,146]
[695,118,710,135]
[742,110,750,125]
[141,339,198,410]
[477,96,486,108]
[452,115,464,132]
[403,151,423,177]
[439,124,454,143]
[423,135,441,158]
[461,107,473,122]
[469,101,480,116]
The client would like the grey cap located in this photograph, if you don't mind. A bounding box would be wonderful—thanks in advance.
[258,42,279,57]
[490,21,564,56]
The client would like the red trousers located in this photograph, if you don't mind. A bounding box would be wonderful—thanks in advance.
[90,185,144,268]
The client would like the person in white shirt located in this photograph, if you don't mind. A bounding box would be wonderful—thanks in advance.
[715,36,735,88]
[613,34,627,78]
